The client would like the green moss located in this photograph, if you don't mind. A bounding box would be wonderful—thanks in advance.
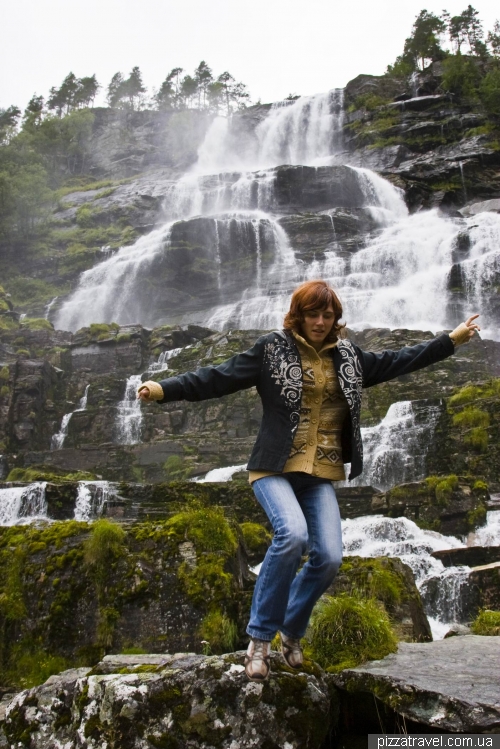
[471,609,500,636]
[449,379,500,407]
[306,594,398,672]
[473,480,488,492]
[239,522,272,554]
[199,609,238,654]
[84,519,126,578]
[338,557,405,608]
[6,467,97,482]
[0,366,9,381]
[6,639,69,689]
[467,504,487,530]
[165,506,237,555]
[349,94,390,111]
[453,407,490,429]
[122,646,147,654]
[19,317,54,331]
[464,426,489,451]
[0,546,27,621]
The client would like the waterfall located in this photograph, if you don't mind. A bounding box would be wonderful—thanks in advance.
[194,89,345,173]
[342,510,500,639]
[74,481,111,521]
[195,463,247,482]
[255,89,345,168]
[148,347,184,373]
[341,514,466,638]
[54,223,174,332]
[53,84,500,340]
[341,400,442,491]
[115,375,143,445]
[0,482,48,526]
[51,413,73,450]
[51,385,90,451]
[44,296,59,321]
[470,509,500,546]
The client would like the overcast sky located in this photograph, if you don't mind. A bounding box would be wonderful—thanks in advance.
[1,0,499,111]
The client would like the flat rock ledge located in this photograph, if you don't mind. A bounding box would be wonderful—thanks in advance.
[0,652,334,749]
[331,636,500,734]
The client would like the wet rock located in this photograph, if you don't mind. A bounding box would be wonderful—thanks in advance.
[2,652,334,749]
[387,94,451,112]
[461,198,500,216]
[432,546,500,568]
[328,556,432,643]
[383,478,489,536]
[331,636,500,733]
[86,107,212,178]
[469,563,500,613]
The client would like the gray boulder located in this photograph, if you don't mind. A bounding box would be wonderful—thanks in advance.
[331,636,500,733]
[2,653,334,749]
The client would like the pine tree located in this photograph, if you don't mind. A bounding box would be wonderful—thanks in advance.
[107,72,125,107]
[194,61,213,108]
[404,10,446,70]
[123,67,146,110]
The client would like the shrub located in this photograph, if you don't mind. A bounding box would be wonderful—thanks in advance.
[83,519,126,587]
[471,609,500,636]
[441,54,481,98]
[163,454,191,481]
[7,641,69,689]
[199,609,238,654]
[480,68,500,116]
[307,594,398,672]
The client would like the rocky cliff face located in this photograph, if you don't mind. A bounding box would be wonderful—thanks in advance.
[0,319,499,489]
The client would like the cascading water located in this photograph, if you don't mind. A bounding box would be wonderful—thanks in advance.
[342,514,463,639]
[148,347,184,373]
[54,85,499,338]
[195,464,247,483]
[341,400,442,491]
[115,375,143,445]
[74,481,111,521]
[0,482,48,525]
[51,384,90,450]
[342,511,500,639]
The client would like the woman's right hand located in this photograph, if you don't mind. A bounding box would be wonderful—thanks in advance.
[137,386,151,401]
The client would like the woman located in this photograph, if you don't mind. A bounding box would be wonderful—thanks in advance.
[137,281,479,681]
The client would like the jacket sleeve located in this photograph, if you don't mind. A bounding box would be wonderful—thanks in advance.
[157,336,266,403]
[357,333,455,389]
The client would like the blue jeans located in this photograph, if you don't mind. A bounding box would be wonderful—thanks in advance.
[246,472,343,641]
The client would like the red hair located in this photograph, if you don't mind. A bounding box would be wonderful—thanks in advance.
[283,280,345,342]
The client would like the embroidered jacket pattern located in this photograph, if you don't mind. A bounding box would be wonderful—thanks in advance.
[158,330,455,480]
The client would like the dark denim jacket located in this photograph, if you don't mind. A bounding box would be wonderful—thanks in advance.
[158,330,454,480]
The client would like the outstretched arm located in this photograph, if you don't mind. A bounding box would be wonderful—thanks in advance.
[137,336,266,404]
[359,315,480,389]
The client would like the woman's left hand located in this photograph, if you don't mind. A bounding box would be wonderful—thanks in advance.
[449,314,481,346]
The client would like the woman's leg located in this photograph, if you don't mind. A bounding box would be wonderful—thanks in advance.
[246,475,309,641]
[281,475,342,639]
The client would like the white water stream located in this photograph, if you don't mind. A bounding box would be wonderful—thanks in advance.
[0,482,48,525]
[341,400,442,491]
[51,385,90,450]
[115,375,143,444]
[342,510,500,639]
[74,480,111,521]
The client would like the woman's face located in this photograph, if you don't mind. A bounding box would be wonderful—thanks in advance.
[300,304,335,349]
